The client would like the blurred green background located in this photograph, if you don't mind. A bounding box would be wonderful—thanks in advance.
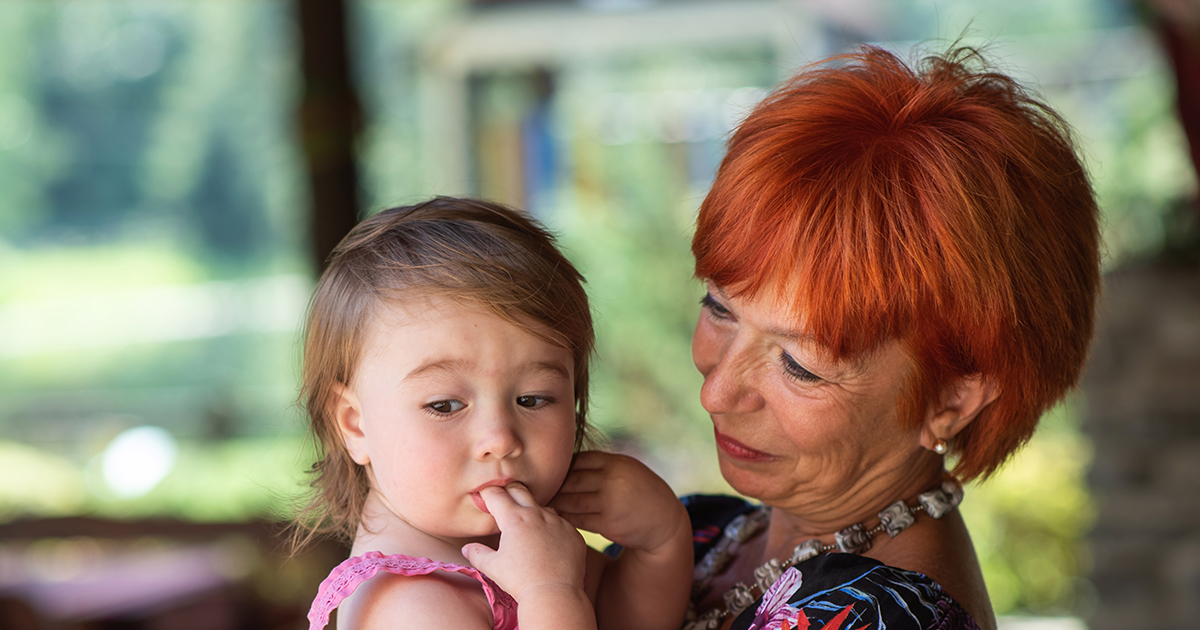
[0,0,1195,625]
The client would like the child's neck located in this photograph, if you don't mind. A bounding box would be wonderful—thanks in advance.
[350,491,500,566]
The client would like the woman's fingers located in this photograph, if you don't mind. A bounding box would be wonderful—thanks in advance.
[557,468,605,493]
[568,450,610,470]
[554,511,605,534]
[547,491,601,515]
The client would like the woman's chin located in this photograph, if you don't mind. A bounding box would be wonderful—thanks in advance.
[717,456,778,500]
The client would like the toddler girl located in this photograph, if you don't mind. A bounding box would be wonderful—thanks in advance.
[296,197,693,630]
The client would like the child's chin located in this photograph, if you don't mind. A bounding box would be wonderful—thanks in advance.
[464,516,500,538]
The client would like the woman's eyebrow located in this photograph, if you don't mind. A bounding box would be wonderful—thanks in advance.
[712,285,814,343]
[764,325,812,342]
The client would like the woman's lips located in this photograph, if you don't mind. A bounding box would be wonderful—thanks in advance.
[714,427,775,462]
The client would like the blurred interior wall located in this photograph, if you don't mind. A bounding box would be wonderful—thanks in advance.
[1084,4,1200,627]
[1084,263,1200,629]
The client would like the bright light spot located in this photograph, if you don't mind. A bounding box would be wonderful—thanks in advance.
[0,94,34,150]
[101,426,178,498]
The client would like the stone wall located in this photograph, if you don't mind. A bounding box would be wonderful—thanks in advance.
[1084,261,1200,628]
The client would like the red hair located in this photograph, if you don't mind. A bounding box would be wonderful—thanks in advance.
[693,47,1101,480]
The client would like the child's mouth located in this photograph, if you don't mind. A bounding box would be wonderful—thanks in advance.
[469,478,516,513]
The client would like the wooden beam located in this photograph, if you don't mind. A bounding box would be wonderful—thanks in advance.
[296,0,362,272]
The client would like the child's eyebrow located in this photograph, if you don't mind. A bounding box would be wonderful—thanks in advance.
[401,359,570,382]
[402,358,471,383]
[528,361,570,381]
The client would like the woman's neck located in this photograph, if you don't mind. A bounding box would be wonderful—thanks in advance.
[350,491,500,565]
[757,458,947,563]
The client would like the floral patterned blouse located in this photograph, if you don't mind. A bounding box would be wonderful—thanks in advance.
[685,495,983,630]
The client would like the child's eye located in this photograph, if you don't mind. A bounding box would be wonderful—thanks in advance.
[780,351,821,383]
[427,399,465,415]
[516,395,552,408]
[700,293,733,320]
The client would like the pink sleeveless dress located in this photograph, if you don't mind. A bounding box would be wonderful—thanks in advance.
[307,551,519,629]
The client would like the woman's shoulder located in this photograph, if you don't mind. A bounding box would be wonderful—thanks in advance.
[751,553,981,630]
[307,552,517,630]
[682,496,980,630]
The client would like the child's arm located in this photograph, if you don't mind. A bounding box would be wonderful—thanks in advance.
[463,484,597,630]
[549,452,693,630]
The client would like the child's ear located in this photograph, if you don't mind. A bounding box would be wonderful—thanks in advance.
[920,374,1000,451]
[332,382,370,465]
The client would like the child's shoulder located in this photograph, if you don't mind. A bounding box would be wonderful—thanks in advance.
[309,552,513,630]
[340,567,494,629]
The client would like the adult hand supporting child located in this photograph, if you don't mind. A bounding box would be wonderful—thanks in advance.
[462,483,596,630]
[550,452,689,553]
[549,452,693,630]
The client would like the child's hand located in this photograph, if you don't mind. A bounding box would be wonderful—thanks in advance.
[548,452,690,555]
[461,483,589,604]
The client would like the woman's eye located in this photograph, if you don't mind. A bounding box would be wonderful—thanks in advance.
[516,395,552,408]
[427,399,465,415]
[700,293,733,320]
[780,351,821,383]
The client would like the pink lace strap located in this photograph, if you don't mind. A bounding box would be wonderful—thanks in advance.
[307,551,518,629]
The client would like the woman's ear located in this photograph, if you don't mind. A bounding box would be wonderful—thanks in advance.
[921,374,1000,450]
[332,382,370,465]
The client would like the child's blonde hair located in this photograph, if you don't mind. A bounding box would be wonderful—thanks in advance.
[293,197,594,547]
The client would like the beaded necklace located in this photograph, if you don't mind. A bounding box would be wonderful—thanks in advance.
[683,479,963,630]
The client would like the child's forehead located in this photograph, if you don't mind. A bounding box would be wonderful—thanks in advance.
[354,296,574,383]
[363,295,567,357]
[361,297,489,350]
[373,295,467,327]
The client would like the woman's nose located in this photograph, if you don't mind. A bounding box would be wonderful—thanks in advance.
[474,408,523,460]
[694,325,763,415]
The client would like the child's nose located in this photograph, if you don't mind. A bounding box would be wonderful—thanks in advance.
[474,409,523,460]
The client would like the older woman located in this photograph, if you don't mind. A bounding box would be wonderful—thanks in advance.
[680,46,1099,630]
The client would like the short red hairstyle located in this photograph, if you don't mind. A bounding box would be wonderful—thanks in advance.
[693,46,1101,480]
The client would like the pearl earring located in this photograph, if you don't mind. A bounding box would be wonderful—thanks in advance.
[932,438,948,455]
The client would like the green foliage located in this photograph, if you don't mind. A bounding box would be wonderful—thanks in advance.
[961,403,1095,614]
